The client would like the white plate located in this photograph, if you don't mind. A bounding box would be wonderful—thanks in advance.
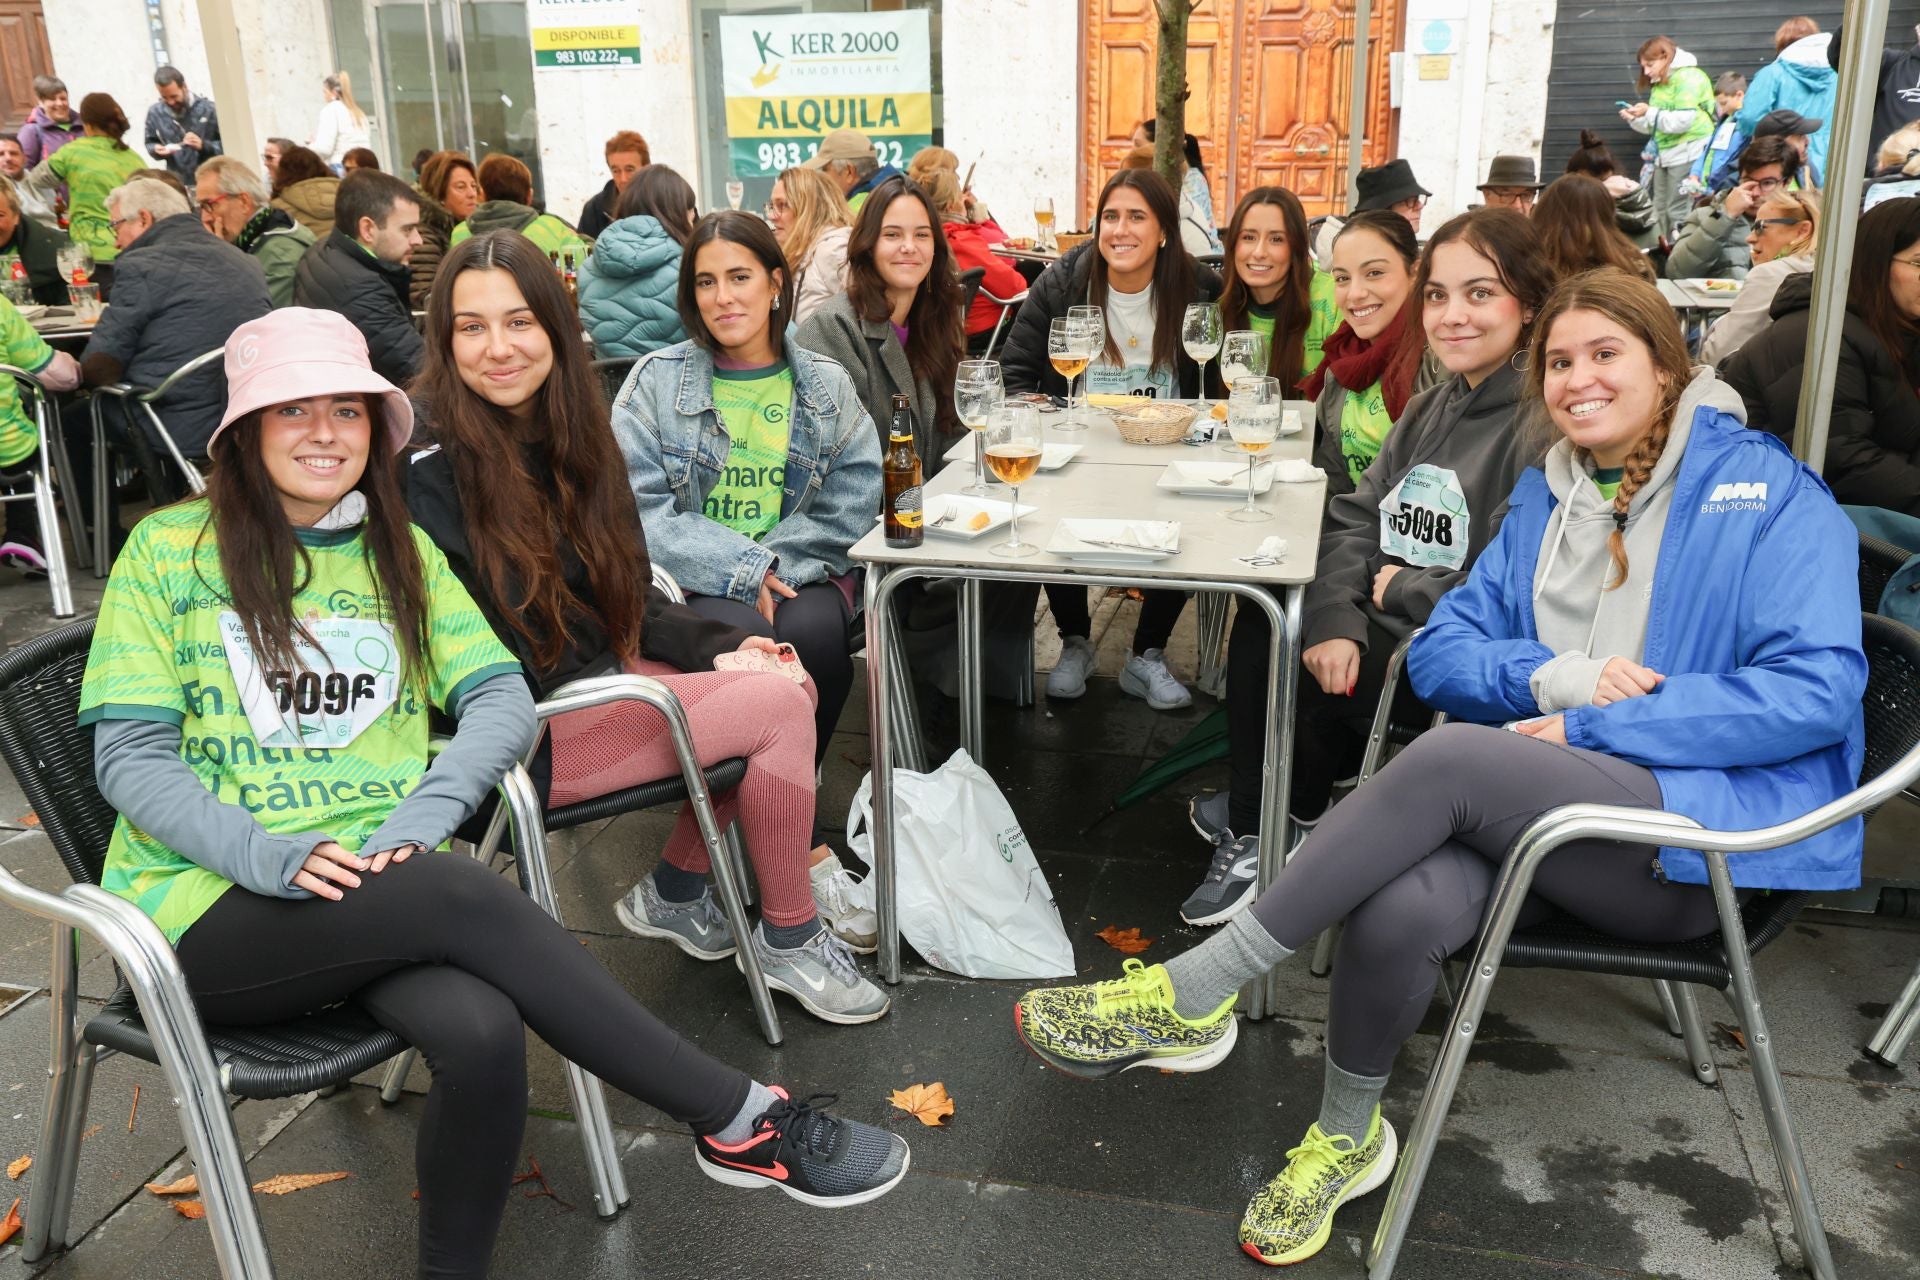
[14,304,48,321]
[875,495,1035,539]
[1046,518,1180,561]
[943,438,1082,471]
[1158,459,1274,496]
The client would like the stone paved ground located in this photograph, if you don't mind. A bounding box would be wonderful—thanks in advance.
[0,565,1916,1279]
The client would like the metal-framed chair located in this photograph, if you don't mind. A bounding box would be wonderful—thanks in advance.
[0,364,77,617]
[1366,612,1920,1280]
[589,355,638,406]
[956,265,986,323]
[977,286,1027,361]
[0,623,634,1275]
[88,349,223,572]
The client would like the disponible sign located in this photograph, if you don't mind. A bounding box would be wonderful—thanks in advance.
[530,0,640,68]
[719,11,932,178]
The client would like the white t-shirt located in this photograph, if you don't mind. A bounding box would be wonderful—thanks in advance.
[1085,283,1175,399]
[311,99,372,166]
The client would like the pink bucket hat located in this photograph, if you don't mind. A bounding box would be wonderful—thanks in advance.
[210,308,415,454]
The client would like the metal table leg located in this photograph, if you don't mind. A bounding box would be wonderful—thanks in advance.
[1244,586,1302,1021]
[866,567,904,984]
[959,578,984,761]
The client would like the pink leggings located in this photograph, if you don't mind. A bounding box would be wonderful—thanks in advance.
[545,660,820,927]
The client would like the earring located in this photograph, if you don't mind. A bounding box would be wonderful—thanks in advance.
[1510,349,1532,372]
[771,295,780,311]
[1159,238,1167,248]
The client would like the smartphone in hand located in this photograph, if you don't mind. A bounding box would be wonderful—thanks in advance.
[713,644,808,685]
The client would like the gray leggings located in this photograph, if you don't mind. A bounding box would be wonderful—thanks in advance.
[1253,723,1725,1077]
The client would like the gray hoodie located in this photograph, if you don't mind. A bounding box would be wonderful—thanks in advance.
[1304,361,1544,650]
[1529,368,1747,711]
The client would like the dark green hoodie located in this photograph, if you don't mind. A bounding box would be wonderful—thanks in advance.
[1303,360,1542,650]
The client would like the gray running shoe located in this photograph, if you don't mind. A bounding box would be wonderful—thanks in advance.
[1189,791,1231,843]
[616,876,736,961]
[1180,831,1261,927]
[741,923,891,1025]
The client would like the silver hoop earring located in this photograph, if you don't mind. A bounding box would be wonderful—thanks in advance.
[1510,349,1532,373]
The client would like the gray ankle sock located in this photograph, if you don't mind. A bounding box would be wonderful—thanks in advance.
[1317,1057,1388,1144]
[652,860,707,904]
[1164,911,1292,1019]
[761,915,822,950]
[711,1081,780,1145]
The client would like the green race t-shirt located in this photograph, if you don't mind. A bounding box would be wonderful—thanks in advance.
[1338,380,1394,483]
[0,297,54,469]
[1592,466,1625,501]
[704,361,793,541]
[46,136,146,263]
[1244,269,1341,382]
[77,502,521,943]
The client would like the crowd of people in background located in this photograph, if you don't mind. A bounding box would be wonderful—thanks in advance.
[0,15,1916,1276]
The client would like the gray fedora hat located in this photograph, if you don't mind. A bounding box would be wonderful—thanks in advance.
[1478,154,1543,190]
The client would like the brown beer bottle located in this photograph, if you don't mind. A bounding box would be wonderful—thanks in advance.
[883,394,923,548]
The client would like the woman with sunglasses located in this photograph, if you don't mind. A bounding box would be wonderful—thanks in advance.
[1699,188,1819,365]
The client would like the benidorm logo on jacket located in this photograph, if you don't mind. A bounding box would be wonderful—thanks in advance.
[1701,481,1767,513]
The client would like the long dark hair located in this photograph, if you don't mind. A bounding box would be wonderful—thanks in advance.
[845,175,963,436]
[1851,197,1920,389]
[1564,129,1619,179]
[1394,208,1555,392]
[201,401,431,693]
[614,164,697,245]
[1531,176,1656,284]
[416,231,650,671]
[1218,187,1314,386]
[1088,168,1197,373]
[677,211,792,351]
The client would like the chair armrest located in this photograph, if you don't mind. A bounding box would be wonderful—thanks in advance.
[980,287,1028,306]
[651,563,686,604]
[536,673,684,725]
[138,350,224,402]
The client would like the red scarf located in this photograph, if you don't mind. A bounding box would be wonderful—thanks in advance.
[1299,307,1416,419]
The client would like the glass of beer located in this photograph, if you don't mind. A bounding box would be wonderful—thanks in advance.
[1048,315,1091,433]
[954,359,1004,496]
[1225,375,1280,523]
[986,401,1042,557]
[1034,196,1055,251]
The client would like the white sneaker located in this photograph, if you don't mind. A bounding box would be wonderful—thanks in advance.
[809,850,878,954]
[1047,635,1097,700]
[1119,648,1193,710]
[741,924,891,1025]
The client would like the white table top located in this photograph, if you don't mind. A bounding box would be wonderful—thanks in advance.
[853,450,1325,587]
[943,399,1318,469]
[1657,279,1739,311]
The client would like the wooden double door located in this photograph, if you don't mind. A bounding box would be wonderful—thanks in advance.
[1082,0,1401,224]
[0,0,49,131]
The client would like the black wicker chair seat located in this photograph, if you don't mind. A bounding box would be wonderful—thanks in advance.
[545,756,748,831]
[1501,891,1807,988]
[85,985,408,1099]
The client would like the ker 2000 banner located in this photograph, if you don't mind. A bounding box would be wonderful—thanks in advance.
[719,11,932,179]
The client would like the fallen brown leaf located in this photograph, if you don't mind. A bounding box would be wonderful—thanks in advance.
[144,1175,199,1196]
[6,1155,29,1180]
[19,812,37,828]
[0,1197,19,1246]
[1095,925,1153,954]
[888,1082,955,1127]
[1715,1022,1747,1050]
[253,1172,349,1196]
[128,1084,140,1133]
[511,1157,572,1210]
[80,1125,100,1142]
[171,1199,205,1220]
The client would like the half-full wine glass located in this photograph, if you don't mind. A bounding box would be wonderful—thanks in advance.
[986,402,1042,557]
[954,359,1005,497]
[1217,329,1270,451]
[1225,375,1280,522]
[1048,316,1090,433]
[1182,302,1223,409]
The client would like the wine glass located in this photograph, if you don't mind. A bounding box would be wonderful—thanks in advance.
[1033,196,1055,251]
[56,242,93,286]
[1217,329,1270,451]
[1048,316,1091,434]
[985,402,1042,557]
[725,179,745,212]
[954,359,1005,497]
[1182,302,1223,405]
[1066,304,1104,427]
[1225,375,1280,523]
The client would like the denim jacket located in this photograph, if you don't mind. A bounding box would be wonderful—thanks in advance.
[612,334,881,605]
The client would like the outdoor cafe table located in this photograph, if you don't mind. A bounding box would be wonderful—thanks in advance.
[27,307,98,347]
[852,404,1325,1019]
[989,243,1060,267]
[1657,278,1738,352]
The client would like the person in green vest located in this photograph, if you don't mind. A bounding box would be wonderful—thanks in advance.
[22,92,144,287]
[194,156,315,308]
[1214,186,1340,397]
[1622,35,1716,241]
[448,153,587,262]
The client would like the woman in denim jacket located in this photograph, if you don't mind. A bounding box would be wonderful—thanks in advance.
[612,211,881,765]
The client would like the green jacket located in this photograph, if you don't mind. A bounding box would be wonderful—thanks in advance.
[449,200,588,262]
[1646,65,1715,155]
[248,220,316,308]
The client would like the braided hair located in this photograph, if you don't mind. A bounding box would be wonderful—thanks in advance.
[1526,267,1692,590]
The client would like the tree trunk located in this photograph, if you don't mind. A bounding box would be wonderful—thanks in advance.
[1151,1,1193,190]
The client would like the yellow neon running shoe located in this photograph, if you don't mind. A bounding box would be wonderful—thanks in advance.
[1013,958,1237,1080]
[1239,1107,1398,1266]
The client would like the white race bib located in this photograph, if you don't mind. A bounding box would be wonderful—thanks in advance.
[219,612,400,750]
[1084,359,1176,401]
[1379,464,1470,570]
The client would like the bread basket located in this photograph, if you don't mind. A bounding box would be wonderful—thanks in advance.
[1055,230,1092,256]
[1109,400,1197,446]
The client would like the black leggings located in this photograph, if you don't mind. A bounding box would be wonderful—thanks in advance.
[689,583,852,767]
[175,854,752,1280]
[1250,723,1726,1077]
[1044,583,1188,654]
[1226,602,1428,831]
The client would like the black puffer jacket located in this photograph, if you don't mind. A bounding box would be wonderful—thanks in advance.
[293,229,424,386]
[1000,242,1222,400]
[1720,271,1920,514]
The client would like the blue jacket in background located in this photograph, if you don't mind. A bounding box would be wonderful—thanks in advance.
[1737,33,1837,184]
[1410,409,1866,891]
[577,215,687,360]
[611,334,881,605]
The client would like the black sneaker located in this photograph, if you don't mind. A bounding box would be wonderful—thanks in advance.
[694,1087,909,1208]
[1180,831,1260,926]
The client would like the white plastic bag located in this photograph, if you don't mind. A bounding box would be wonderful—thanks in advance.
[846,748,1075,980]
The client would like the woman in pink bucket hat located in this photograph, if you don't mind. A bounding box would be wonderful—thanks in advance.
[77,307,908,1277]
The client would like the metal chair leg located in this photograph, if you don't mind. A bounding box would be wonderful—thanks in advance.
[1653,978,1685,1038]
[1865,958,1920,1067]
[42,398,89,570]
[1195,592,1229,697]
[1308,925,1337,977]
[23,924,88,1262]
[1707,852,1834,1280]
[377,1049,417,1104]
[725,823,754,907]
[88,397,110,577]
[880,602,928,774]
[32,467,74,618]
[1669,981,1720,1086]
